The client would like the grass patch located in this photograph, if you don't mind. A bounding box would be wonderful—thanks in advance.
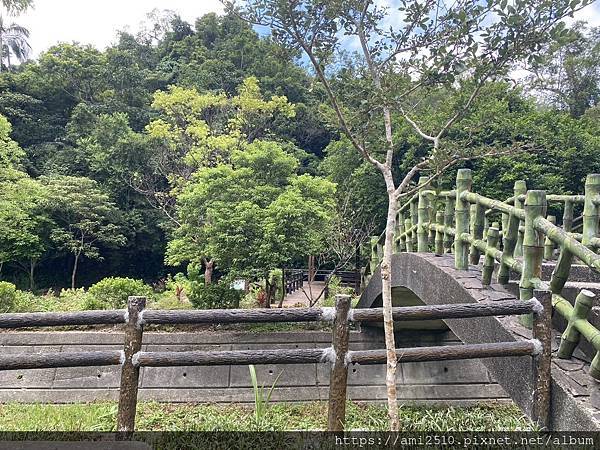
[0,401,532,432]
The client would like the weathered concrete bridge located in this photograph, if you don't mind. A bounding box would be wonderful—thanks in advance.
[360,169,600,430]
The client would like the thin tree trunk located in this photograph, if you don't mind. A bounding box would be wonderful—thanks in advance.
[381,185,399,430]
[71,252,80,290]
[203,259,214,285]
[29,259,36,292]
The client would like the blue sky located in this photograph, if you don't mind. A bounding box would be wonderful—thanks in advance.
[17,0,600,58]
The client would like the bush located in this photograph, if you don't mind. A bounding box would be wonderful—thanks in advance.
[0,282,18,312]
[57,288,89,311]
[188,282,242,310]
[86,277,153,310]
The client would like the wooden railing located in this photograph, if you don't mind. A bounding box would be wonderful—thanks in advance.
[0,292,552,432]
[284,269,304,294]
[365,169,600,381]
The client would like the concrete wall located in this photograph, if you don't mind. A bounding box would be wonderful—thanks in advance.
[0,330,508,405]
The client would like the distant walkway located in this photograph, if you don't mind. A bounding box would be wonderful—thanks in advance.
[281,281,326,307]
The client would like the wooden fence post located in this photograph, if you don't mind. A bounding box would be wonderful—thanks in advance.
[417,177,430,252]
[328,294,351,432]
[405,218,414,252]
[543,216,556,260]
[117,296,146,435]
[514,180,527,258]
[434,211,444,256]
[532,289,552,431]
[520,191,547,328]
[582,174,600,246]
[469,202,485,265]
[454,169,472,270]
[482,224,499,285]
[443,195,455,253]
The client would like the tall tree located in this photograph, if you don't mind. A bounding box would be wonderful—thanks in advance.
[0,0,32,71]
[42,175,126,289]
[524,23,600,118]
[233,0,592,429]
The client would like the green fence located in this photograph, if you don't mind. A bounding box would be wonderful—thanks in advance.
[364,169,600,380]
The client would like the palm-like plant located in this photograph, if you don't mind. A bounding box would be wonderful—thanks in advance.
[0,0,33,71]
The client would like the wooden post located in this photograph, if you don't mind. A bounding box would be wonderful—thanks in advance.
[117,296,146,435]
[327,294,351,432]
[532,289,552,431]
[405,218,413,252]
[443,195,455,253]
[582,174,600,246]
[397,211,406,252]
[563,200,574,233]
[454,169,472,270]
[557,289,595,359]
[469,202,486,265]
[417,177,430,252]
[434,211,444,256]
[482,224,500,285]
[514,180,527,258]
[544,216,556,260]
[520,191,547,328]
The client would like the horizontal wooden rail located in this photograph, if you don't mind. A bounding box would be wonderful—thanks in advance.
[0,351,123,370]
[142,307,330,325]
[535,217,600,271]
[461,192,526,220]
[353,299,539,322]
[348,340,539,365]
[134,348,330,367]
[0,310,126,329]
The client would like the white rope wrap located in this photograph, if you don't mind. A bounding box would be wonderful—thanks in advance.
[119,350,126,365]
[123,310,129,323]
[136,310,145,328]
[320,308,336,322]
[347,309,355,322]
[531,339,543,356]
[321,347,336,365]
[531,298,544,316]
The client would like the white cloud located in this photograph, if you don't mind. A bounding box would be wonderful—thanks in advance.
[18,0,224,57]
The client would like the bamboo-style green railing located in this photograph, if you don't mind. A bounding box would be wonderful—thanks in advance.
[364,169,600,380]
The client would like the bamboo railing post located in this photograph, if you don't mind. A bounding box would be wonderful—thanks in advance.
[563,200,574,232]
[498,193,522,284]
[405,218,414,252]
[396,211,405,252]
[443,195,455,253]
[455,169,472,270]
[544,215,556,260]
[532,289,552,431]
[582,174,600,247]
[327,294,351,432]
[410,197,418,251]
[117,296,146,435]
[557,289,594,359]
[434,211,444,256]
[514,180,527,258]
[519,191,547,328]
[469,202,486,265]
[417,177,430,252]
[428,194,437,247]
[482,224,500,285]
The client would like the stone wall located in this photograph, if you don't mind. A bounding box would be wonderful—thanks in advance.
[0,329,507,405]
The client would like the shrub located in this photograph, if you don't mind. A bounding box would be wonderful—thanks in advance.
[188,282,242,310]
[57,288,89,311]
[149,292,193,310]
[0,282,18,312]
[86,277,153,310]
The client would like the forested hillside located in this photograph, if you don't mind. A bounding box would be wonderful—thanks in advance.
[0,8,599,297]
